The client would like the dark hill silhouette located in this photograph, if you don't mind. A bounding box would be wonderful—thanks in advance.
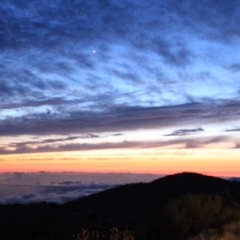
[1,172,240,240]
[66,172,240,211]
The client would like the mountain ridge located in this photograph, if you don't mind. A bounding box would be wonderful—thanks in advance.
[66,172,240,208]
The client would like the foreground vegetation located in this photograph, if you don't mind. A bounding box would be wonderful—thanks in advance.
[184,221,240,240]
[71,193,240,240]
[72,228,134,240]
[161,194,240,239]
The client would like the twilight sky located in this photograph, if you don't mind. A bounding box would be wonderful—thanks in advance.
[1,0,240,176]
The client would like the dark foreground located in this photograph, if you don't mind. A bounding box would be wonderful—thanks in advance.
[1,172,240,240]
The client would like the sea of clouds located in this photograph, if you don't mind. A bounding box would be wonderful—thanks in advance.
[0,172,162,204]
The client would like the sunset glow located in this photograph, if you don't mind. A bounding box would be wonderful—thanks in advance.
[1,148,240,177]
[1,0,240,180]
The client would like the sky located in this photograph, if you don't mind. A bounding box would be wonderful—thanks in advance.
[1,0,240,177]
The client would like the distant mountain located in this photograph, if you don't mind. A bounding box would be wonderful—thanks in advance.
[1,172,240,240]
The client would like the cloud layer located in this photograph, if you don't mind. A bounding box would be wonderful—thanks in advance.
[0,172,162,204]
[1,0,240,158]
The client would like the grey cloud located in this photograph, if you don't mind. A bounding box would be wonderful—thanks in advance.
[0,0,213,61]
[2,0,239,55]
[0,81,13,96]
[234,143,240,149]
[0,97,65,110]
[164,127,204,136]
[111,69,142,84]
[1,183,118,204]
[39,134,99,143]
[0,57,67,102]
[184,136,229,149]
[1,0,132,50]
[154,135,229,149]
[5,134,100,153]
[58,181,76,185]
[0,140,147,155]
[0,100,240,137]
[0,172,163,206]
[55,141,142,152]
[0,172,162,186]
[13,136,80,146]
[13,172,25,178]
[71,53,95,70]
[224,127,240,132]
[227,63,240,74]
[151,38,193,67]
[170,0,240,41]
[2,0,238,108]
[111,133,124,136]
[22,193,36,200]
[0,135,232,155]
[0,79,27,97]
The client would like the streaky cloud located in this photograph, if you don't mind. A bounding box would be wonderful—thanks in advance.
[224,127,240,132]
[0,100,240,136]
[164,127,204,136]
[0,135,233,155]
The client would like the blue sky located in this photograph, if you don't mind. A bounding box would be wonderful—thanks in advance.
[1,0,240,174]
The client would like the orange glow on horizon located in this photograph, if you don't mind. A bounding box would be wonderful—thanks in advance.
[1,148,240,178]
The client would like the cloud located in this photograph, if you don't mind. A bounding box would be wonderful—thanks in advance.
[0,97,66,110]
[169,0,240,42]
[1,0,239,113]
[147,135,230,150]
[58,181,78,185]
[3,184,116,204]
[0,172,162,185]
[0,140,144,155]
[0,100,240,137]
[0,133,104,154]
[147,38,193,67]
[111,133,124,136]
[1,0,240,159]
[224,127,240,132]
[164,127,204,136]
[183,136,230,149]
[0,97,239,155]
[227,63,240,73]
[3,0,237,50]
[11,134,99,146]
[0,134,233,155]
[0,172,162,204]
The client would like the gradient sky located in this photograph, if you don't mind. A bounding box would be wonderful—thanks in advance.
[1,0,240,176]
